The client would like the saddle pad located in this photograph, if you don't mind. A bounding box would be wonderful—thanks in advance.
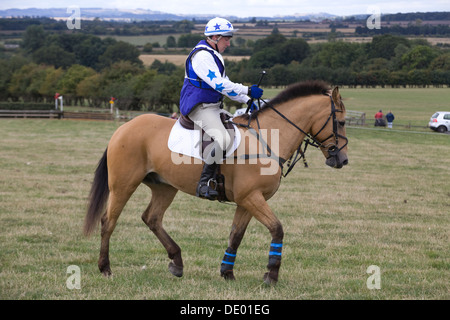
[168,119,241,161]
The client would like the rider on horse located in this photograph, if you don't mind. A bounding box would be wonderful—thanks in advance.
[179,17,263,200]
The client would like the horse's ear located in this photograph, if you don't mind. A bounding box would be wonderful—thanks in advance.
[332,86,344,110]
[332,86,340,101]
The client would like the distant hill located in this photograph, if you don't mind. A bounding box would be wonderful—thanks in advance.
[0,8,184,20]
[1,7,448,23]
[0,7,336,21]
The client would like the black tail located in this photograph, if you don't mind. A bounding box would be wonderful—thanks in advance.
[84,148,109,236]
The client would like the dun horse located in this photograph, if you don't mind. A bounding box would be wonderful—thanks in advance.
[84,81,348,285]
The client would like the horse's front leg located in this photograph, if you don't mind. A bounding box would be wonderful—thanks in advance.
[241,192,284,285]
[221,205,252,280]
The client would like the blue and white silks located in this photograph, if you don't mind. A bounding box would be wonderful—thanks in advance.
[179,40,249,116]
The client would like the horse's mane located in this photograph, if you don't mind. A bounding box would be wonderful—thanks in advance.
[236,80,330,121]
[268,80,330,107]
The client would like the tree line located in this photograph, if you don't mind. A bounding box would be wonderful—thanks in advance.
[0,25,185,112]
[0,25,449,113]
[2,12,449,35]
[1,59,183,112]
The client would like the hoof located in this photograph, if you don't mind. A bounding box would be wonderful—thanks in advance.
[100,268,112,277]
[99,264,112,277]
[263,272,277,286]
[168,261,183,277]
[221,270,236,281]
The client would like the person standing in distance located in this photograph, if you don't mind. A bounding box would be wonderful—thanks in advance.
[179,17,263,200]
[386,110,395,128]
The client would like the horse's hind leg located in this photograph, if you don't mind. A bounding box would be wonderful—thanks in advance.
[221,205,252,280]
[99,189,135,276]
[141,183,182,277]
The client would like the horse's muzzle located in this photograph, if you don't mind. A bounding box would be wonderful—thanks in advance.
[325,151,348,169]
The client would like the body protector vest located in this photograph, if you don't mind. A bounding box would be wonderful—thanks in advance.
[179,40,225,116]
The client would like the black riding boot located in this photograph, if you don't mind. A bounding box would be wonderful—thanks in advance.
[196,162,219,200]
[196,142,222,200]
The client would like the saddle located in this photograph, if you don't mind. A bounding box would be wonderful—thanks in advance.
[177,113,235,203]
[179,112,236,150]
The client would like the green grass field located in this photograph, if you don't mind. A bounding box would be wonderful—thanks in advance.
[0,87,449,300]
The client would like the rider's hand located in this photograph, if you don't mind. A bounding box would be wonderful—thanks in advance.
[249,85,263,99]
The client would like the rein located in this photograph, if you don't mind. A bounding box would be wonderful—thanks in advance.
[230,94,347,177]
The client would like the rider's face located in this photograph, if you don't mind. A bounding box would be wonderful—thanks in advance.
[214,36,232,53]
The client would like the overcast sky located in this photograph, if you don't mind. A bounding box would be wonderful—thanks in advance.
[1,0,449,17]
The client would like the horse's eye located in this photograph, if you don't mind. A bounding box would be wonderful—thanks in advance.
[339,121,346,127]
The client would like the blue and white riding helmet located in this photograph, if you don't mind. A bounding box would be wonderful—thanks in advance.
[204,17,238,37]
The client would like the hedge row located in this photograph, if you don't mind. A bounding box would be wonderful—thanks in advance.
[0,102,54,110]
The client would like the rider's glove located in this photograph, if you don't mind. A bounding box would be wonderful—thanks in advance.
[248,85,263,99]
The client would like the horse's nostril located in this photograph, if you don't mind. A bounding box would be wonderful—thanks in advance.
[343,159,348,166]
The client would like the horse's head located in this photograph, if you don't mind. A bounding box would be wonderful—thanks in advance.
[310,87,348,169]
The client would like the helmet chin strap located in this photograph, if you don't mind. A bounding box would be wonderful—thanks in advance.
[207,35,222,51]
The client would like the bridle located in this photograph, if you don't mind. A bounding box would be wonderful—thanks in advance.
[232,94,348,177]
[304,95,349,158]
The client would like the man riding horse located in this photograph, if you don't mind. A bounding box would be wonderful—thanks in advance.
[179,17,263,200]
